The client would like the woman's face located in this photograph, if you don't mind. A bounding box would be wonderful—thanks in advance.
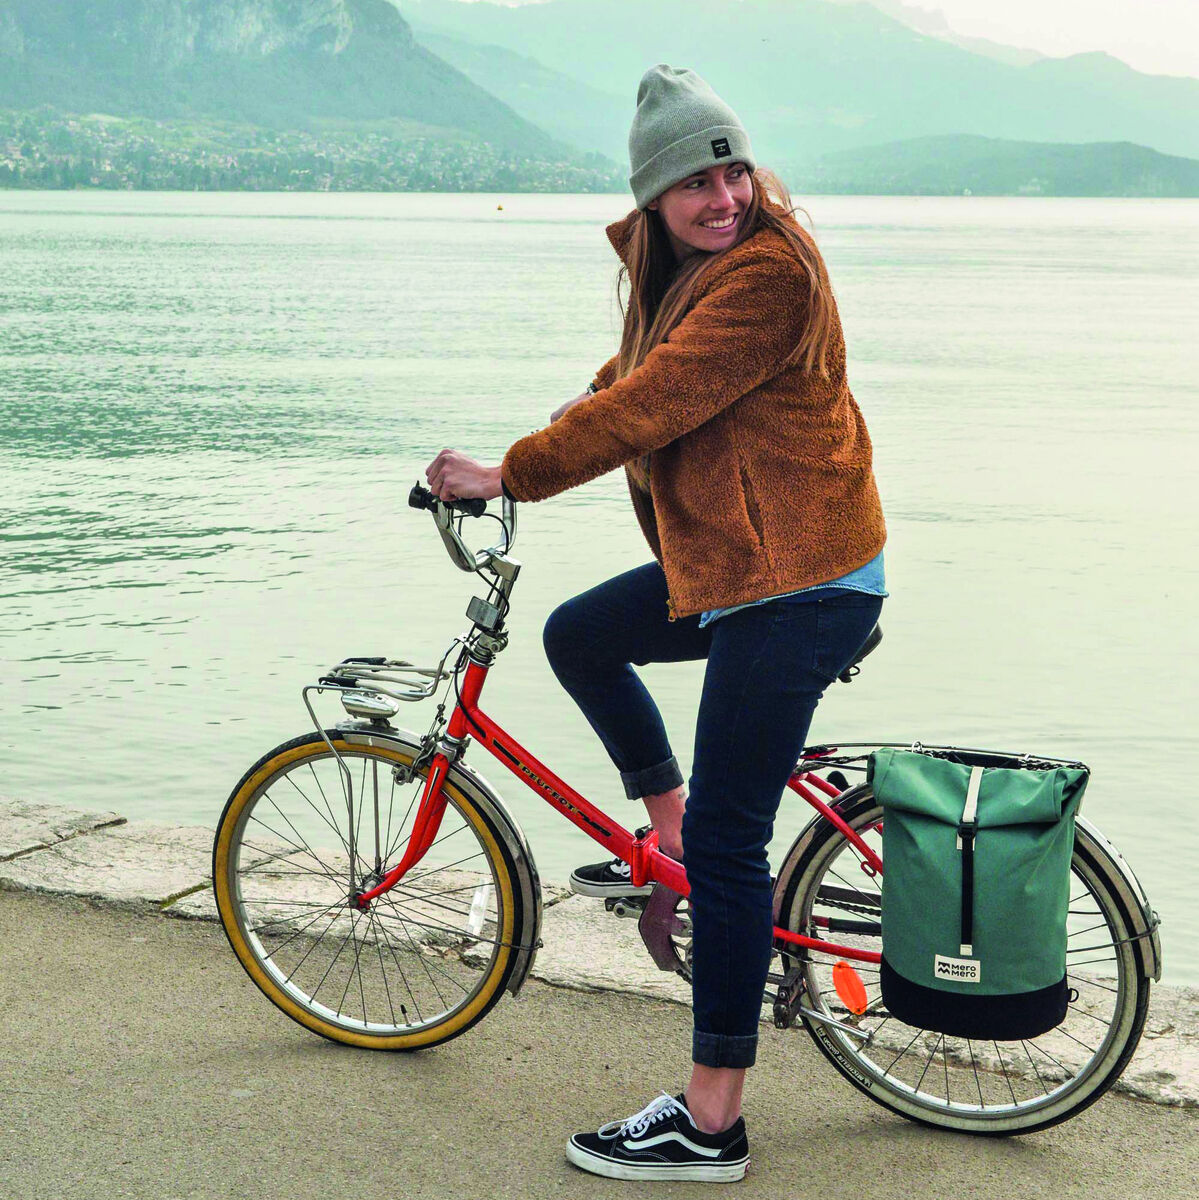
[647,161,754,261]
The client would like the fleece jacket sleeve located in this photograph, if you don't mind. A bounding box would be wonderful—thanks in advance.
[501,250,808,503]
[591,354,619,392]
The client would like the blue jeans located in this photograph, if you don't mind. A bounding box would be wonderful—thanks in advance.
[542,560,885,1069]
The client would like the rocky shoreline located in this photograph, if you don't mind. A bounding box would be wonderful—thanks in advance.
[2,797,1194,1109]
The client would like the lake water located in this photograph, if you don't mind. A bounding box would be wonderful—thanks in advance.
[1,191,1195,983]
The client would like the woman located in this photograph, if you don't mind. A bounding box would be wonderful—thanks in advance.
[425,64,887,1182]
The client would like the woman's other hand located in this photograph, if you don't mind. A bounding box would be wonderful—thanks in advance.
[425,449,503,502]
[550,390,593,423]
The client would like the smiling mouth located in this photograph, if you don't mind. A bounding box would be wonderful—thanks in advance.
[699,214,738,230]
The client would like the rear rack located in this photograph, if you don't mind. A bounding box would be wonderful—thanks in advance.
[796,741,1089,777]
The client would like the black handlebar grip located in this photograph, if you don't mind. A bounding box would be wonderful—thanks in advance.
[408,481,487,517]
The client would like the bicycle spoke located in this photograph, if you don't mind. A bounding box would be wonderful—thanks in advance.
[250,806,346,888]
[286,766,351,860]
[1069,972,1117,994]
[378,894,455,1007]
[914,1033,942,1093]
[283,908,346,988]
[366,908,399,1027]
[882,1027,924,1076]
[967,1041,985,1106]
[254,900,345,954]
[305,759,353,858]
[994,1041,1018,1106]
[1020,1040,1052,1097]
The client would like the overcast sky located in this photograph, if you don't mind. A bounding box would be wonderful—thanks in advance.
[920,0,1199,77]
[485,1,1199,79]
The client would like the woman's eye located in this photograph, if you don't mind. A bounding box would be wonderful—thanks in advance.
[688,169,744,188]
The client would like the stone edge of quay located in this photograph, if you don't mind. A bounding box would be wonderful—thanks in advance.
[1,799,1194,1109]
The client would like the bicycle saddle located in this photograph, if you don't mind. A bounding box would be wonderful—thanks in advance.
[838,623,882,683]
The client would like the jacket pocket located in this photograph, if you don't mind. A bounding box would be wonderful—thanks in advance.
[739,460,765,548]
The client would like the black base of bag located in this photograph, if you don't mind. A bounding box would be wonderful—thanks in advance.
[880,957,1070,1041]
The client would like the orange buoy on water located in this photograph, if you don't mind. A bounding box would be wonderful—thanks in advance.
[832,960,869,1015]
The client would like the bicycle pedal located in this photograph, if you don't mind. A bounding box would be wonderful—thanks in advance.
[605,896,646,919]
[772,965,806,1030]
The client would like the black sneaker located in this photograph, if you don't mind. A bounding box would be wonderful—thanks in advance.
[566,1092,749,1182]
[569,825,656,897]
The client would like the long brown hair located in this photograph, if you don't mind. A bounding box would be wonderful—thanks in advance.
[615,167,836,493]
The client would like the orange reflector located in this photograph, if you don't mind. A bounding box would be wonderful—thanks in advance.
[832,960,868,1015]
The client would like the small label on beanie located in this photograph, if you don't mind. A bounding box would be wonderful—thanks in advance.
[711,137,731,158]
[934,954,981,984]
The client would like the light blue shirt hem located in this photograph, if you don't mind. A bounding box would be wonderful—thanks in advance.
[697,548,887,629]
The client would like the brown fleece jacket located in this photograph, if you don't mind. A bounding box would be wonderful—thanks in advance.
[500,196,887,622]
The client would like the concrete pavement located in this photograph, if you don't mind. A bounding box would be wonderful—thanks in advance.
[0,888,1194,1200]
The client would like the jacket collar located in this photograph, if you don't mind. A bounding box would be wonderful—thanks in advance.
[604,192,790,266]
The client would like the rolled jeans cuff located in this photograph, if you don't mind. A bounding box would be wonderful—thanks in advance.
[693,1029,758,1069]
[619,754,684,801]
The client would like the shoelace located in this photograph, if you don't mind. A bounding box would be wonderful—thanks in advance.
[597,1092,689,1141]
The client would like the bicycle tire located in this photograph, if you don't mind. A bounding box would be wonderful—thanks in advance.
[213,730,526,1050]
[774,785,1150,1134]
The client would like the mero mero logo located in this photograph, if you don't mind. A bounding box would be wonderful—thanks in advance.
[934,954,981,984]
[711,137,731,158]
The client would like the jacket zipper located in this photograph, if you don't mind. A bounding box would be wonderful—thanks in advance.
[666,596,678,623]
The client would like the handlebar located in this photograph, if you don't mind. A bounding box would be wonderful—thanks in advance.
[408,480,518,575]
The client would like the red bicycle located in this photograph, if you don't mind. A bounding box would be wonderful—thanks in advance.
[213,484,1160,1135]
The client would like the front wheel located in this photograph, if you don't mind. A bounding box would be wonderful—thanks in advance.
[774,786,1150,1134]
[213,731,526,1050]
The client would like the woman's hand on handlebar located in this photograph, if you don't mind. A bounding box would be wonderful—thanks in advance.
[550,389,593,423]
[425,448,503,502]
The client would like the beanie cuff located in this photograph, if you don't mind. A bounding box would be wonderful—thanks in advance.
[629,124,756,210]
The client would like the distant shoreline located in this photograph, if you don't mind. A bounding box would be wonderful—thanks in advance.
[2,187,1196,200]
[4,113,1197,199]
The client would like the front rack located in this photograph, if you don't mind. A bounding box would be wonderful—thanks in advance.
[316,646,465,705]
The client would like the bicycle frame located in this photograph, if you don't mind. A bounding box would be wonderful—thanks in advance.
[354,655,883,967]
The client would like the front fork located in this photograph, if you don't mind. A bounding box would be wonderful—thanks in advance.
[353,746,455,910]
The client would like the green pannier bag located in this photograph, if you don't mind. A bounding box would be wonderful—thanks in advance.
[866,747,1090,1041]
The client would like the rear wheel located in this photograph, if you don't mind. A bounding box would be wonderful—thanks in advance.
[774,786,1150,1134]
[213,731,524,1050]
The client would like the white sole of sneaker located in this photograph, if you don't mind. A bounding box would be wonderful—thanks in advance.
[567,874,653,899]
[566,1140,749,1181]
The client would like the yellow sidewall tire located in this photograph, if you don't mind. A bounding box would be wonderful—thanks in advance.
[214,735,518,1050]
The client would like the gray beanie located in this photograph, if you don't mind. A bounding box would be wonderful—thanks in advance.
[628,64,756,211]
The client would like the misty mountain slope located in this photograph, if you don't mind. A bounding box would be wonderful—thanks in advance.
[829,0,1045,66]
[800,133,1199,195]
[0,0,575,156]
[411,25,630,161]
[396,0,1199,161]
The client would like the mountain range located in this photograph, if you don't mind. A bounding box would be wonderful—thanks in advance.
[399,0,1199,166]
[0,0,572,157]
[2,0,1198,194]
